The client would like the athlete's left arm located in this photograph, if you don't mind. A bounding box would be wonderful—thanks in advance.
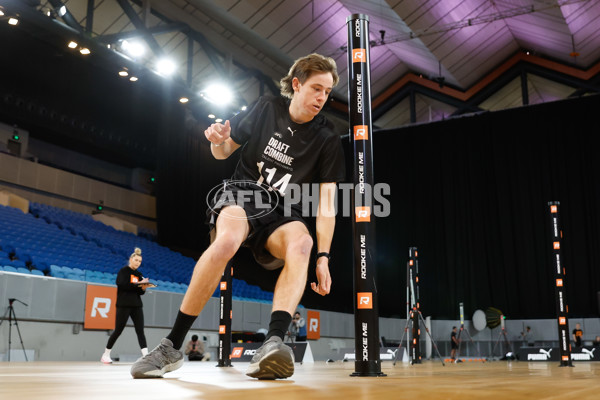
[311,182,337,296]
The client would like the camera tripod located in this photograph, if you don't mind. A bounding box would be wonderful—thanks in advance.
[456,324,484,361]
[490,316,513,360]
[0,298,28,361]
[393,307,445,366]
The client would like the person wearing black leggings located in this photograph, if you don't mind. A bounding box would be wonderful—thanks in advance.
[101,247,152,364]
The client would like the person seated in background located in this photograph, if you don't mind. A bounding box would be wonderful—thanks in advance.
[185,334,210,361]
[593,335,600,347]
[290,311,307,342]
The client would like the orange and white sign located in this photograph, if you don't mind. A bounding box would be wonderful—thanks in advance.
[556,279,563,287]
[553,242,560,250]
[307,310,320,340]
[354,125,368,140]
[551,205,558,213]
[352,49,366,63]
[559,317,566,325]
[231,347,244,358]
[220,282,227,291]
[219,325,226,334]
[84,285,117,330]
[357,292,373,309]
[355,206,371,222]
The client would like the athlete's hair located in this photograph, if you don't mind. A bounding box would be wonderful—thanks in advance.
[191,334,198,341]
[280,53,339,99]
[130,247,142,259]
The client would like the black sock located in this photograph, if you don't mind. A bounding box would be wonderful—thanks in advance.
[266,311,292,341]
[166,311,197,349]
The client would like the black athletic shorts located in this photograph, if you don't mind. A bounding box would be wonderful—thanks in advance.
[206,180,310,270]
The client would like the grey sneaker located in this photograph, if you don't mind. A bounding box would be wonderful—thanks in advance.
[246,336,294,379]
[130,338,184,379]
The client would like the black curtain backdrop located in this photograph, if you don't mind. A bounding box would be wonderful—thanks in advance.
[157,94,600,320]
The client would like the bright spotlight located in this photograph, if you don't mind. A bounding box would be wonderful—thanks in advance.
[59,6,67,17]
[130,76,138,82]
[156,58,176,76]
[8,17,19,26]
[119,70,129,77]
[68,41,78,49]
[0,10,5,17]
[179,97,189,104]
[80,48,91,55]
[203,83,234,106]
[122,40,145,57]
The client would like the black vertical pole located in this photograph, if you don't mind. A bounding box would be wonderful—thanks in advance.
[408,247,421,364]
[347,13,385,377]
[217,261,233,367]
[547,202,572,367]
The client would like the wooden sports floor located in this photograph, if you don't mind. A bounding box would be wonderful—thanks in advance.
[1,360,599,400]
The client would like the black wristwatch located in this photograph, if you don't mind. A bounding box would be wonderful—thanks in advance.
[316,252,331,261]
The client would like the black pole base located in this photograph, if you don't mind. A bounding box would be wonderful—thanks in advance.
[216,363,233,368]
[351,361,387,377]
[350,371,387,377]
[558,362,574,367]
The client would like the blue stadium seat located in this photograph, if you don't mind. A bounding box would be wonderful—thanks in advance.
[31,269,45,276]
[3,266,18,273]
[8,259,27,268]
[52,265,70,278]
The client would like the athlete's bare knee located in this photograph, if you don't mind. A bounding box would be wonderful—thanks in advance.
[286,234,313,260]
[209,236,241,261]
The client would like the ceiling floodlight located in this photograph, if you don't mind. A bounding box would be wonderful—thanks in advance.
[215,118,223,123]
[241,105,247,111]
[130,76,138,82]
[122,40,145,57]
[80,48,91,55]
[156,58,176,76]
[119,70,129,77]
[68,41,78,49]
[0,10,5,17]
[203,83,234,106]
[179,97,189,103]
[59,6,67,17]
[8,17,18,26]
[208,114,216,119]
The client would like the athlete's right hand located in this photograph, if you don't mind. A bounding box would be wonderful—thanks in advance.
[204,120,231,146]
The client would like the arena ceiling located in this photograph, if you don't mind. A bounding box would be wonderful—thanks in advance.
[1,0,600,165]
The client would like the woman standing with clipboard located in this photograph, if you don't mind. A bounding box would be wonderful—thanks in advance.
[101,247,154,364]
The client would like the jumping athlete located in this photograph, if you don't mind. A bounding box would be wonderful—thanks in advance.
[131,53,345,379]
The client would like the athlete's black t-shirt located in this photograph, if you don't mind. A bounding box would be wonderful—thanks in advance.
[229,96,346,194]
